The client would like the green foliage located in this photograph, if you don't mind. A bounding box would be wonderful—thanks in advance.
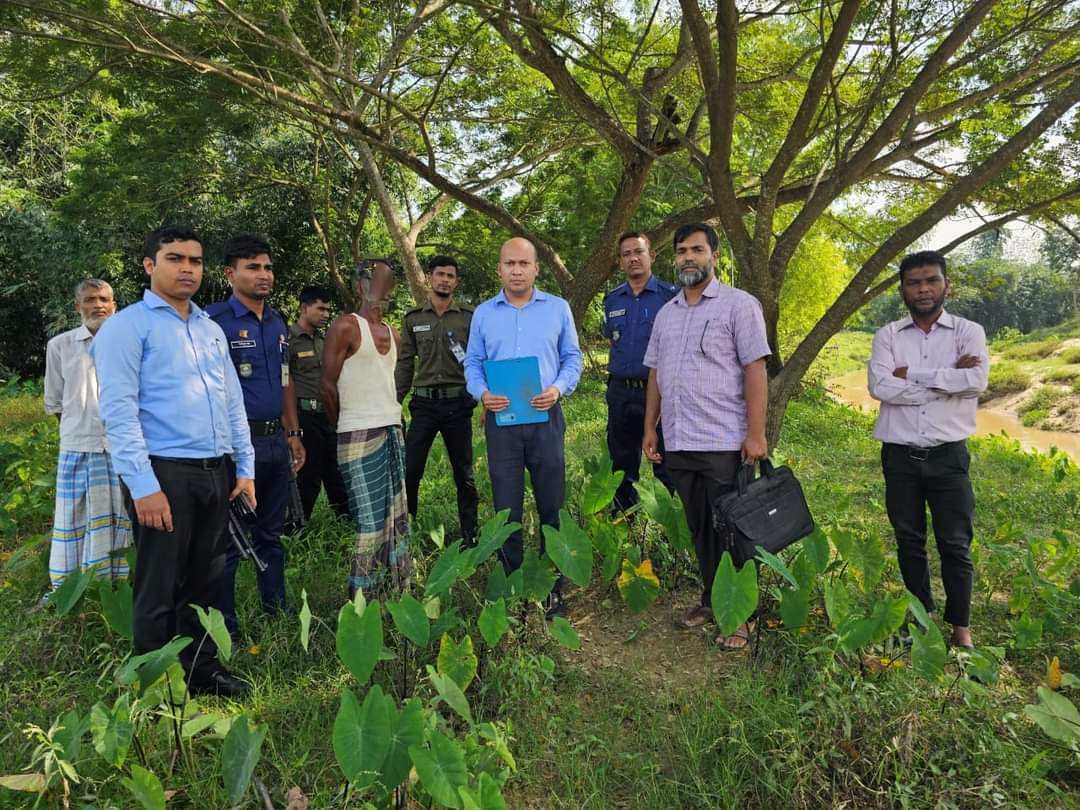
[387,592,431,647]
[549,617,581,650]
[221,714,269,804]
[336,600,383,686]
[193,604,232,663]
[122,764,166,810]
[1018,385,1066,427]
[333,687,393,790]
[478,599,509,648]
[410,729,469,809]
[1024,687,1080,745]
[47,565,97,616]
[980,362,1032,402]
[97,578,133,641]
[542,510,593,587]
[89,694,132,769]
[437,633,479,692]
[710,552,759,636]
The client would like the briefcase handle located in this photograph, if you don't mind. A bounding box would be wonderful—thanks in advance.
[736,457,776,496]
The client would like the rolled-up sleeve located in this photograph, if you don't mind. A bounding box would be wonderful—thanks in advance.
[464,307,489,400]
[44,337,64,415]
[552,301,583,397]
[91,317,161,498]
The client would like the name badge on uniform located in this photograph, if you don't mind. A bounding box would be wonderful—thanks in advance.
[413,324,432,333]
[297,350,315,358]
[281,364,290,386]
[231,339,257,349]
[608,308,626,318]
[238,361,254,378]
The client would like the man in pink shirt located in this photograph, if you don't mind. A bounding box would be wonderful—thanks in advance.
[868,250,988,648]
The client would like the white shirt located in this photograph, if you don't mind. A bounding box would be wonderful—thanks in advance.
[44,324,109,453]
[868,310,989,447]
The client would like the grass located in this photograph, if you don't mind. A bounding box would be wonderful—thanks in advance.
[1018,385,1067,427]
[1060,348,1080,365]
[981,362,1033,403]
[1,376,1079,808]
[1001,338,1063,361]
[1044,365,1080,384]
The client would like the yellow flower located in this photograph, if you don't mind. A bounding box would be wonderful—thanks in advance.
[1047,656,1062,690]
[247,645,260,656]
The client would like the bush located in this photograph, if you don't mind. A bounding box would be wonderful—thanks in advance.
[1058,347,1080,364]
[980,363,1031,402]
[1017,385,1065,426]
[1043,365,1080,383]
[1002,338,1062,361]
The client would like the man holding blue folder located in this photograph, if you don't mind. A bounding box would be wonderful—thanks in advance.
[464,237,583,617]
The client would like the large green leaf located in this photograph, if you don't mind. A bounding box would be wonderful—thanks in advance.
[520,549,557,602]
[841,594,908,651]
[910,621,947,682]
[754,547,799,588]
[425,541,473,598]
[801,526,830,575]
[549,616,581,650]
[410,729,468,809]
[386,592,430,647]
[299,588,312,652]
[616,558,660,614]
[580,462,622,514]
[428,665,474,726]
[192,604,232,663]
[437,633,478,691]
[97,578,133,640]
[122,764,165,810]
[221,713,268,804]
[1024,687,1080,744]
[90,693,132,768]
[54,709,90,762]
[332,687,392,790]
[635,476,692,551]
[336,601,383,686]
[778,584,811,630]
[543,510,592,587]
[710,552,758,636]
[829,529,884,591]
[1013,613,1043,649]
[459,772,508,810]
[116,637,192,698]
[468,510,520,567]
[478,599,509,648]
[823,580,852,628]
[380,697,425,791]
[48,565,97,616]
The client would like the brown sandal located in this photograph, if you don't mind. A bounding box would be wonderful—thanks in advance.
[675,605,713,630]
[716,622,754,651]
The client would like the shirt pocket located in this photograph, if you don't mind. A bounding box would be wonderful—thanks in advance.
[605,310,628,340]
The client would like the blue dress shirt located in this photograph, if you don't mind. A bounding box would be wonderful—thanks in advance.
[91,289,256,499]
[206,295,288,421]
[602,275,678,380]
[464,288,583,401]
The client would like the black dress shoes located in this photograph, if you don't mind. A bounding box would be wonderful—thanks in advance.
[190,669,248,698]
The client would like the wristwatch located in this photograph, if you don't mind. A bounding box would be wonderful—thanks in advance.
[287,429,304,438]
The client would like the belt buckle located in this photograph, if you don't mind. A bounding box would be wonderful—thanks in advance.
[307,399,318,411]
[909,446,930,462]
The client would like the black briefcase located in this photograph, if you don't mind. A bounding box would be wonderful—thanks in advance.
[711,459,815,567]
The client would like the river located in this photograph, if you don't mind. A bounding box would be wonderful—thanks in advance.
[828,368,1080,461]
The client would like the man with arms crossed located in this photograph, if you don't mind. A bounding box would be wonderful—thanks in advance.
[207,234,306,640]
[93,226,255,696]
[868,250,987,649]
[643,222,770,650]
[290,285,349,521]
[464,237,583,618]
[602,232,678,514]
[395,255,479,544]
[44,279,131,592]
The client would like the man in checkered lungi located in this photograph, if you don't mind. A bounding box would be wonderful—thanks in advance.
[43,279,131,592]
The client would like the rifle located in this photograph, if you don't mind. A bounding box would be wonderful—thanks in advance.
[283,450,306,534]
[228,492,268,572]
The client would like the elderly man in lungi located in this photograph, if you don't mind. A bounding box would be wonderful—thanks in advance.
[43,279,131,593]
[321,259,411,599]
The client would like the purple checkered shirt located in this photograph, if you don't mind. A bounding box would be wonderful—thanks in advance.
[643,279,771,452]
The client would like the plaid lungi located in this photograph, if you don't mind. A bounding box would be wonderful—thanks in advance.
[49,450,132,588]
[337,426,412,597]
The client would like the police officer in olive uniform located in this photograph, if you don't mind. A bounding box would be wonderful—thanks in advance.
[289,286,349,521]
[603,231,678,513]
[395,255,479,542]
[207,234,306,638]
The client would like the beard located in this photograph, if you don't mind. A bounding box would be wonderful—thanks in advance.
[82,315,108,332]
[904,293,946,318]
[676,262,710,288]
[432,288,452,299]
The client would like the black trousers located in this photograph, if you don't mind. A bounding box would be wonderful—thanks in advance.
[405,394,479,542]
[882,441,975,627]
[665,450,742,607]
[122,457,230,682]
[605,381,674,511]
[297,408,349,520]
[485,404,565,579]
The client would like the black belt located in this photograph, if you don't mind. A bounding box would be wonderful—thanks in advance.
[248,418,282,436]
[884,439,965,462]
[413,384,469,400]
[297,398,325,414]
[607,375,647,390]
[149,455,225,470]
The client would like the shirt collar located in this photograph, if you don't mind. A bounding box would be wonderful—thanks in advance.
[289,321,312,338]
[422,298,461,313]
[74,324,94,342]
[495,287,548,306]
[674,278,720,307]
[897,309,955,331]
[142,288,208,319]
[617,275,661,298]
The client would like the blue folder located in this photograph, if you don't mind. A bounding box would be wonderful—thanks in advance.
[483,356,549,426]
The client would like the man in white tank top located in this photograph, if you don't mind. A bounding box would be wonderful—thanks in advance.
[320,260,412,599]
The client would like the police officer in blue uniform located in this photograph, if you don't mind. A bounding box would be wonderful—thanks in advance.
[603,231,677,513]
[207,233,306,638]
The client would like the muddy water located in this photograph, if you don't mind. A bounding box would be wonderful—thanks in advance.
[828,368,1080,461]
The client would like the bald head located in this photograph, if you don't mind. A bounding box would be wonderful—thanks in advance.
[498,236,540,299]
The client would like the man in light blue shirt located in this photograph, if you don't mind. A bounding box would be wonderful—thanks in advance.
[464,237,582,617]
[92,225,255,697]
